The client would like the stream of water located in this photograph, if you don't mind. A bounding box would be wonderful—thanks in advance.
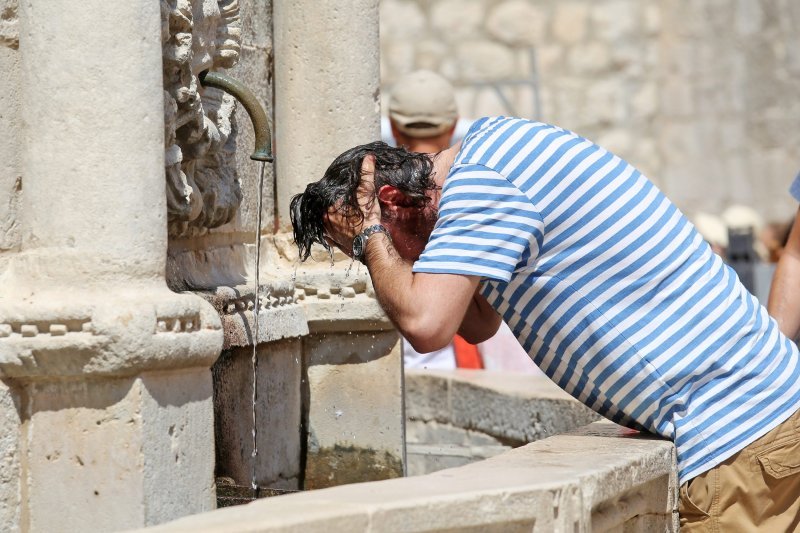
[251,161,267,491]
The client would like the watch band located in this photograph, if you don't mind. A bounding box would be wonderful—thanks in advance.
[352,224,391,263]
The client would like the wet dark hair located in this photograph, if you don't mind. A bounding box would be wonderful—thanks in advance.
[290,141,436,261]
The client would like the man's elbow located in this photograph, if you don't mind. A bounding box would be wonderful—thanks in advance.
[403,318,455,354]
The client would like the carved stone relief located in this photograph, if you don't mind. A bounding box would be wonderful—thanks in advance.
[161,0,243,238]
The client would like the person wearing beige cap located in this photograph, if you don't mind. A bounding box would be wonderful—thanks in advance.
[388,70,459,153]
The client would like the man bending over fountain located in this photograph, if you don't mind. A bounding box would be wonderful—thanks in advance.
[290,117,800,531]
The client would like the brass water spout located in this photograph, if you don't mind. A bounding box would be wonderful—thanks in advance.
[199,70,274,162]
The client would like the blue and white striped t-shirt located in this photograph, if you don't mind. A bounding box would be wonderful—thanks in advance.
[413,117,800,483]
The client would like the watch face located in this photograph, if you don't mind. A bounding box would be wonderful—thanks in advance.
[352,235,365,260]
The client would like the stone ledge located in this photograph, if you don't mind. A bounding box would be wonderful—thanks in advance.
[283,251,395,333]
[0,288,223,379]
[302,295,393,333]
[139,421,677,532]
[406,369,601,444]
[197,283,309,350]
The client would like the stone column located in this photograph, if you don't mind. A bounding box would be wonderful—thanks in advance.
[273,0,381,229]
[0,1,223,530]
[272,0,405,488]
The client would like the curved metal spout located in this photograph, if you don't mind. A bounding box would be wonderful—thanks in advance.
[199,70,274,162]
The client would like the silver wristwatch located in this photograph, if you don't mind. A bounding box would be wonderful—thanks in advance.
[352,224,390,263]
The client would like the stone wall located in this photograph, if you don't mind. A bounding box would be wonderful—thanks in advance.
[405,370,600,475]
[141,372,678,533]
[380,0,800,221]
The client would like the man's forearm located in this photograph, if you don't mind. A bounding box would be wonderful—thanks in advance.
[363,234,424,336]
[363,233,479,353]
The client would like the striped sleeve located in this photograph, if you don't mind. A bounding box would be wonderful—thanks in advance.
[412,164,544,282]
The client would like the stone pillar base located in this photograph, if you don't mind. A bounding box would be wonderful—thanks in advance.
[0,285,223,530]
[20,368,215,532]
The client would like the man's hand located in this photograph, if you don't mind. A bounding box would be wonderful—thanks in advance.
[319,153,482,353]
[323,155,382,257]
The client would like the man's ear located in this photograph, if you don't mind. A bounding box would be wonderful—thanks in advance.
[377,185,415,209]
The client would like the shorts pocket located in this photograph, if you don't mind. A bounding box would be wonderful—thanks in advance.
[678,474,713,520]
[757,436,800,479]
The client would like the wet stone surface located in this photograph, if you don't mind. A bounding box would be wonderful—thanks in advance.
[304,445,404,490]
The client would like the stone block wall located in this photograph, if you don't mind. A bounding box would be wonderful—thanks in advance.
[303,330,404,489]
[213,340,303,491]
[380,0,800,221]
[404,370,600,476]
[143,409,678,532]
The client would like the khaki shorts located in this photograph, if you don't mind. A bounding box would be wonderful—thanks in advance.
[679,407,800,532]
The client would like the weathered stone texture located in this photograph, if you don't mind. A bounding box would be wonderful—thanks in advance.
[0,1,20,277]
[0,0,17,49]
[456,40,516,81]
[213,340,303,490]
[273,0,380,229]
[230,0,274,236]
[404,370,601,476]
[0,382,19,532]
[140,369,217,523]
[380,0,800,220]
[140,422,678,533]
[379,0,425,39]
[486,1,546,46]
[430,0,484,39]
[23,370,216,532]
[552,3,588,44]
[303,330,404,489]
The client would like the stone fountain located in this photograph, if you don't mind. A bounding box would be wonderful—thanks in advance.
[0,0,399,530]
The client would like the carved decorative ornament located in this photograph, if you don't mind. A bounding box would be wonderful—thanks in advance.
[161,0,243,238]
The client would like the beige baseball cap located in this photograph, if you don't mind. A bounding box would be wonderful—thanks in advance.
[388,70,458,138]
